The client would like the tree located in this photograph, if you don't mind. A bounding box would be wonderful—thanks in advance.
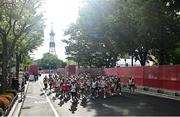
[64,0,180,67]
[131,0,180,65]
[39,53,66,69]
[20,55,33,71]
[0,0,44,92]
[15,23,44,79]
[64,0,122,68]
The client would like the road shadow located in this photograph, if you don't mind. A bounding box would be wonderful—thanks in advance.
[69,100,78,114]
[40,92,44,96]
[84,92,180,116]
[80,98,88,108]
[58,99,65,107]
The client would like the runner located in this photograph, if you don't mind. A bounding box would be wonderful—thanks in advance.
[80,79,85,99]
[43,75,48,89]
[70,81,78,102]
[100,77,107,99]
[91,80,97,99]
[116,77,122,95]
[48,77,53,90]
[128,77,135,94]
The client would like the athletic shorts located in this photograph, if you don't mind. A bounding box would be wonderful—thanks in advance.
[71,92,77,97]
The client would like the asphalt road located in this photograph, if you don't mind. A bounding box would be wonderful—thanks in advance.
[20,74,180,116]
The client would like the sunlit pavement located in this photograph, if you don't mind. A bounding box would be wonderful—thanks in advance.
[20,74,180,116]
[20,78,55,116]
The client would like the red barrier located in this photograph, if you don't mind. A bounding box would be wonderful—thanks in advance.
[102,65,180,91]
[103,67,144,86]
[104,68,118,76]
[29,64,38,75]
[66,65,76,75]
[143,65,180,91]
[41,65,180,91]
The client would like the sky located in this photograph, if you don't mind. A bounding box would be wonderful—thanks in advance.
[32,0,80,61]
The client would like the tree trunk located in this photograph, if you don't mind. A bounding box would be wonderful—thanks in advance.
[131,56,134,67]
[16,52,20,80]
[140,60,146,66]
[1,48,8,93]
[159,51,167,65]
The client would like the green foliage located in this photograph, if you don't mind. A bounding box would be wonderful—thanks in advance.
[20,55,33,70]
[64,0,180,66]
[0,107,4,116]
[64,0,121,68]
[5,89,17,97]
[38,53,67,69]
[0,0,45,92]
[66,60,77,65]
[2,93,14,98]
[172,46,180,64]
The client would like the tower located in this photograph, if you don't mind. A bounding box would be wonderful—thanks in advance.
[49,23,56,55]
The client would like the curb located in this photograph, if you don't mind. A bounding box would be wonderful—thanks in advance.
[6,95,18,117]
[18,81,29,116]
[9,82,29,116]
[136,89,180,101]
[122,87,180,101]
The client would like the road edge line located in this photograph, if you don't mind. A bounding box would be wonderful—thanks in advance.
[38,81,59,117]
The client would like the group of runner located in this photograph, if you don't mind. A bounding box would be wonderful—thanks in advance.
[43,72,135,102]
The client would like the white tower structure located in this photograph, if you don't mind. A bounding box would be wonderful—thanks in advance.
[49,23,56,55]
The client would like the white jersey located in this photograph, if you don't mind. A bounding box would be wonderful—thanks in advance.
[100,80,106,88]
[92,82,96,89]
[87,81,91,87]
[57,80,61,87]
[55,80,59,87]
[71,84,76,92]
[128,79,133,85]
[80,82,85,89]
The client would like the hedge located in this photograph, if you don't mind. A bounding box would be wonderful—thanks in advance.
[0,108,4,116]
[2,93,14,99]
[0,96,10,110]
[5,89,17,97]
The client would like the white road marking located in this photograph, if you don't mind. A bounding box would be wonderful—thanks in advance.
[38,81,59,117]
[26,95,45,100]
[34,100,48,104]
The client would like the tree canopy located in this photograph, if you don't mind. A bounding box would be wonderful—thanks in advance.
[63,0,180,68]
[38,53,67,69]
[0,0,45,92]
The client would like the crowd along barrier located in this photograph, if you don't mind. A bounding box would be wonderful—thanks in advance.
[41,65,180,92]
[103,65,180,91]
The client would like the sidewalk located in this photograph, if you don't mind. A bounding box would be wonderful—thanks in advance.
[19,80,55,116]
[8,81,29,117]
[122,86,180,101]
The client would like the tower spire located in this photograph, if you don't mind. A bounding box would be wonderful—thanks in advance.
[51,22,54,32]
[49,22,56,55]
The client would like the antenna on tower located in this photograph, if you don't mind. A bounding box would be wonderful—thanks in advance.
[49,22,56,55]
[51,22,54,32]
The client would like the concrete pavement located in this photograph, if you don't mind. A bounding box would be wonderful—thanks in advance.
[20,80,55,116]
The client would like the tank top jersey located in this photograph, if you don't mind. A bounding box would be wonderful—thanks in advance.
[100,80,106,88]
[63,84,69,91]
[80,82,85,89]
[92,82,96,89]
[71,84,76,92]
